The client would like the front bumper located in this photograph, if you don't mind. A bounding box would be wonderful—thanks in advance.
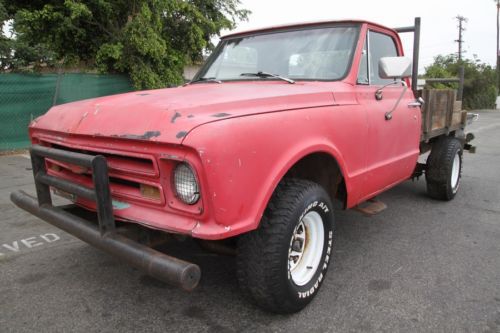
[10,145,201,290]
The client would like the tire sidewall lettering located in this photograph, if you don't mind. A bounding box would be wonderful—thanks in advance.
[288,199,333,300]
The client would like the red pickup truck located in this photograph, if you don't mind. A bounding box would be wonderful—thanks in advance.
[11,18,476,313]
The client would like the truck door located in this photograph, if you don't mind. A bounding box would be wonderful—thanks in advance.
[355,29,420,200]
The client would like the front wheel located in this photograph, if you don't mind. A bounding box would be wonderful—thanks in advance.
[426,137,463,200]
[237,179,334,313]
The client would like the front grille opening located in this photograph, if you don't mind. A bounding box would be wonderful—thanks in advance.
[109,176,140,189]
[50,164,161,203]
[50,143,153,167]
[41,140,163,204]
[46,142,156,177]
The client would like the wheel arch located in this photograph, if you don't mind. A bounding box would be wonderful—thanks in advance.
[284,152,348,209]
[257,145,351,223]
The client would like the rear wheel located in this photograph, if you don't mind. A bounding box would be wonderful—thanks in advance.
[426,137,463,200]
[237,179,334,313]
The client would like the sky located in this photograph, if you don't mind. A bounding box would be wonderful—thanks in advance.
[222,0,497,73]
[2,0,495,74]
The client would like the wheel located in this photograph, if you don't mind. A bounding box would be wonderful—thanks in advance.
[237,179,334,313]
[426,136,463,200]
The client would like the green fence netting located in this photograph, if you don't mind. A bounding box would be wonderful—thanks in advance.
[0,73,133,150]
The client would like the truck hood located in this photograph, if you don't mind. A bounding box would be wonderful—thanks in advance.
[31,82,336,144]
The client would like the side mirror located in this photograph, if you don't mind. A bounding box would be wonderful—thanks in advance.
[379,57,412,79]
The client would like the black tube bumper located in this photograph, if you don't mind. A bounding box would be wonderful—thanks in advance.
[10,145,200,291]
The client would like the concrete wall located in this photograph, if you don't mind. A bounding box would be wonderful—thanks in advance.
[183,65,202,81]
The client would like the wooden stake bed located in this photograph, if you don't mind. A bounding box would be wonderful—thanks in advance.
[420,89,467,142]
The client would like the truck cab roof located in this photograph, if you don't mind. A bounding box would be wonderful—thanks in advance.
[222,19,398,39]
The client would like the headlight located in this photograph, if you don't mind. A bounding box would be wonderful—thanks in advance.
[173,163,200,204]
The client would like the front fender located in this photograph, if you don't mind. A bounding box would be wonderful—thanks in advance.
[182,106,366,238]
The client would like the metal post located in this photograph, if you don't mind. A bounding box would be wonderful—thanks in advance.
[458,66,465,101]
[411,17,421,94]
[52,69,62,106]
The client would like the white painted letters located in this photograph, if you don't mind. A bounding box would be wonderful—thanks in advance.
[21,237,44,248]
[40,233,60,243]
[1,233,60,255]
[3,241,20,252]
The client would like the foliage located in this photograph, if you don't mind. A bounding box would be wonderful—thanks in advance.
[425,54,498,110]
[1,0,57,71]
[0,0,5,22]
[0,0,11,68]
[2,0,249,89]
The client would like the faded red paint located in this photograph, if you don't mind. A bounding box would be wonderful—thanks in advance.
[29,21,421,240]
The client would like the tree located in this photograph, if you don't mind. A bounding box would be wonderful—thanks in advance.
[425,54,498,110]
[0,0,11,68]
[0,0,5,25]
[5,0,249,89]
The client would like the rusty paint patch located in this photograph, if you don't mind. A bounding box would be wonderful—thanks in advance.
[176,131,188,139]
[211,113,231,118]
[171,112,182,123]
[113,131,161,140]
[74,111,88,128]
[354,198,387,216]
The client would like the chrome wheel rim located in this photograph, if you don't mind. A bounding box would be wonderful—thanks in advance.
[288,211,325,286]
[451,152,460,190]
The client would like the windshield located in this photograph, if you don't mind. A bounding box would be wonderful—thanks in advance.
[197,25,359,82]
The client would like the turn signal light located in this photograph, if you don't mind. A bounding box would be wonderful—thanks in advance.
[49,163,61,172]
[140,184,161,200]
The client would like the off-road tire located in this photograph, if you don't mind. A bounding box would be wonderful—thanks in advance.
[237,178,335,313]
[426,136,463,200]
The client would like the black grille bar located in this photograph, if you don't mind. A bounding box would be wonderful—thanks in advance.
[30,144,115,234]
[31,145,94,167]
[35,172,96,201]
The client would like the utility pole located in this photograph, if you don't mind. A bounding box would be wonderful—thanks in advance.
[496,0,500,91]
[455,15,467,62]
[455,15,467,101]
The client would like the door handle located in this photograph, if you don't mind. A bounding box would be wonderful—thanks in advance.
[408,97,425,108]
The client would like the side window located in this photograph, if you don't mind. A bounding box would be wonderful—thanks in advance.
[357,38,369,84]
[368,31,398,85]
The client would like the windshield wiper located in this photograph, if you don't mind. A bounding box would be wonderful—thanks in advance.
[185,77,222,85]
[240,71,295,84]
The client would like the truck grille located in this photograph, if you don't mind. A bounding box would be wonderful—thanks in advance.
[48,143,157,177]
[39,140,163,205]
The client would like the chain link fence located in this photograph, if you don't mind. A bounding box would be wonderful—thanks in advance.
[0,73,133,150]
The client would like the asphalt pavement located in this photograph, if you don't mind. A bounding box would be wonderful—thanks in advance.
[1,110,499,332]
